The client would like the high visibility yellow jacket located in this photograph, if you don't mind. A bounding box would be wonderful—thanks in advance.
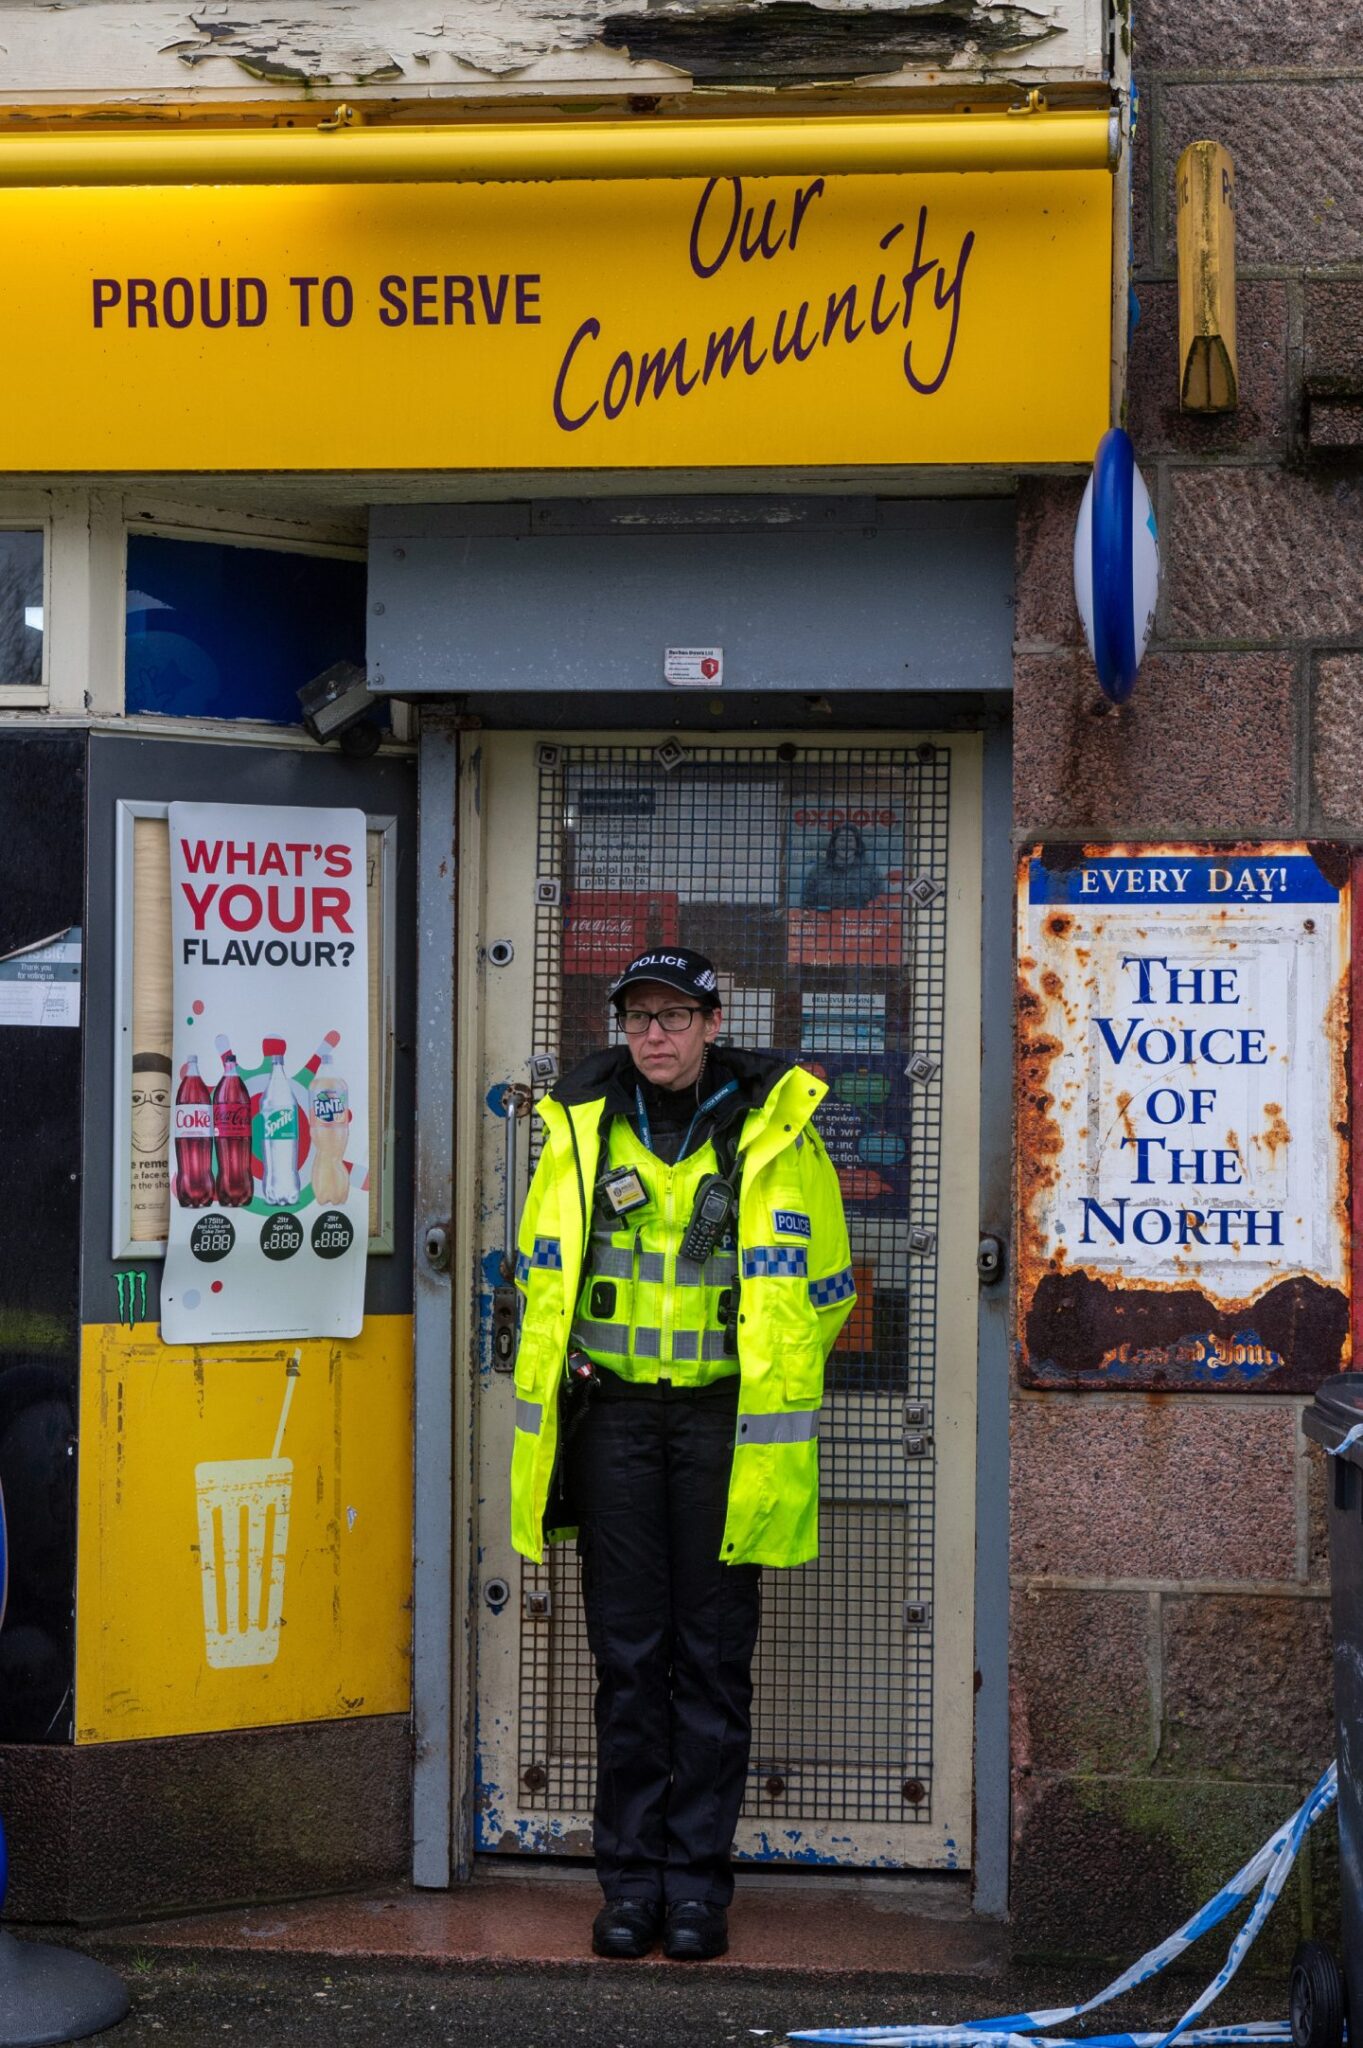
[510,1049,855,1569]
[569,1114,751,1387]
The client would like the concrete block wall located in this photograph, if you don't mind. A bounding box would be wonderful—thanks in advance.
[1009,1408,1334,1958]
[1008,0,1360,1958]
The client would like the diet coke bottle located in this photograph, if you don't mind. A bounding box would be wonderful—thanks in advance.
[213,1048,253,1208]
[173,1055,214,1208]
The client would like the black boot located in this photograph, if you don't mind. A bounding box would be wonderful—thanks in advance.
[592,1899,663,1959]
[663,1901,729,1961]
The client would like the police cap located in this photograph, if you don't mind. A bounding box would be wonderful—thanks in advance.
[608,947,721,1010]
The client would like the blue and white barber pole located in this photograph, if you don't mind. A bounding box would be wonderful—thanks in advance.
[1073,427,1161,705]
[0,1477,130,2046]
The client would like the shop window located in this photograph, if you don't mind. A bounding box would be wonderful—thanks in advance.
[124,534,370,725]
[112,803,397,1258]
[0,530,46,693]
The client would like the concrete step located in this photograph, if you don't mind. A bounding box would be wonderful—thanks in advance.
[103,1870,1007,1977]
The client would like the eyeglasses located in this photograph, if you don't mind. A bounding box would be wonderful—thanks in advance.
[619,1005,703,1035]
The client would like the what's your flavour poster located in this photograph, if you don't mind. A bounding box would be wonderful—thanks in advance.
[161,802,369,1344]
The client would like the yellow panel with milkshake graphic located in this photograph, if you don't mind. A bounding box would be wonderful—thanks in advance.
[74,1315,412,1742]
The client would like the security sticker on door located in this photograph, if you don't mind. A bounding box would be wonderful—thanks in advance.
[664,647,723,688]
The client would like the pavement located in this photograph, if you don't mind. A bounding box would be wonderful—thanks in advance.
[1,1866,1295,2048]
[5,1946,1292,2048]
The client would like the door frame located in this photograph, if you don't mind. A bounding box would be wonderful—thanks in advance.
[412,702,1013,1907]
[972,719,1012,1919]
[411,710,468,1885]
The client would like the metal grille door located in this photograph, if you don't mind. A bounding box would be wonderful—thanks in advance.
[468,733,981,1871]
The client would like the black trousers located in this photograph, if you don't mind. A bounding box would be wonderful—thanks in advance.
[567,1373,762,1908]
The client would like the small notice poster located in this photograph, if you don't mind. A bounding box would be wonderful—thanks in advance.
[785,795,906,968]
[800,1052,910,1206]
[0,927,81,1028]
[562,889,680,973]
[663,647,723,687]
[161,803,369,1345]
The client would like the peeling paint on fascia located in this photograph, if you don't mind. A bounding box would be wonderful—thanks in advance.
[164,4,695,82]
[0,0,1100,93]
[604,0,1057,18]
[599,4,1065,84]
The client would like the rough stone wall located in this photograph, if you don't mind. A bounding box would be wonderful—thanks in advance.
[1008,0,1359,1961]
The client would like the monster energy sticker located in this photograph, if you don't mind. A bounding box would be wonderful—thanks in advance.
[115,1269,149,1328]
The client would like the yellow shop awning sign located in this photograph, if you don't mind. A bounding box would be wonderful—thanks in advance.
[2,169,1111,471]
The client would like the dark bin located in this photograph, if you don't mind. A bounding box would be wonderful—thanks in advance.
[1295,1374,1363,2048]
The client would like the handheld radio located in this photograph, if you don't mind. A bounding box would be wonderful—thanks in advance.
[680,1174,736,1263]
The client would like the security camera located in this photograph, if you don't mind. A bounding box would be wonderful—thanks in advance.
[297,660,382,757]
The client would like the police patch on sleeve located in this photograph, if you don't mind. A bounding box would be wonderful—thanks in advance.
[772,1209,812,1239]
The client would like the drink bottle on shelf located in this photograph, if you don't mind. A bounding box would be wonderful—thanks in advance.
[173,1056,214,1208]
[213,1047,253,1207]
[261,1038,301,1206]
[308,1053,351,1206]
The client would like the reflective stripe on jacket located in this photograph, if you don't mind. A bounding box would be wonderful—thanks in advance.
[570,1119,741,1386]
[510,1061,855,1569]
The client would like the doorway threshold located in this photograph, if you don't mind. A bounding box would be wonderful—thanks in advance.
[476,1855,980,1912]
[101,1871,1005,1978]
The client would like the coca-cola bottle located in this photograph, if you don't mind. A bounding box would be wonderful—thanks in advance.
[173,1055,214,1208]
[213,1048,253,1207]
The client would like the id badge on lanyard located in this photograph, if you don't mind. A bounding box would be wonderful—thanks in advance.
[596,1165,649,1220]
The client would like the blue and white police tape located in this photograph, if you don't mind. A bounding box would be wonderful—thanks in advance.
[792,1763,1338,2048]
[1325,1423,1363,1463]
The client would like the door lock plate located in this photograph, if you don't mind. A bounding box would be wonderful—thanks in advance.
[491,1283,519,1373]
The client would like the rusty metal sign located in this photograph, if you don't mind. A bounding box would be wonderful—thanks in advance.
[1018,843,1351,1391]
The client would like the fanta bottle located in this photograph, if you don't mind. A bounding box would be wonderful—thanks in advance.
[309,1053,351,1205]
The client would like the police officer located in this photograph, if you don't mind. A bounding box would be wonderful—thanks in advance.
[510,947,855,1961]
